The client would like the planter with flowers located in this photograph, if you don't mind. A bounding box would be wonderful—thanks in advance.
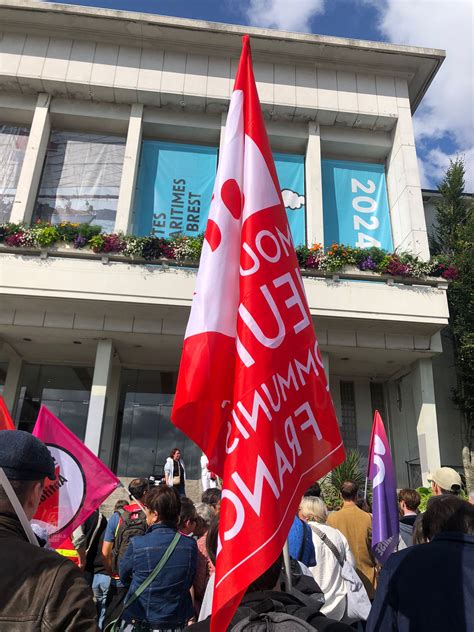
[0,221,458,283]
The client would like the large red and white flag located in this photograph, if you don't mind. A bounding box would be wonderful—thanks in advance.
[32,406,120,547]
[172,35,344,631]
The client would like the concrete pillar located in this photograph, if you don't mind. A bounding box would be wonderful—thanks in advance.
[98,364,121,468]
[2,354,23,420]
[305,122,324,247]
[386,104,430,260]
[85,339,114,455]
[412,358,441,484]
[321,351,330,387]
[10,93,51,225]
[219,111,227,155]
[115,103,144,234]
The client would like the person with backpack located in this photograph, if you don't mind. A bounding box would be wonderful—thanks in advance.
[195,514,354,631]
[102,478,150,629]
[117,485,197,631]
[73,509,110,629]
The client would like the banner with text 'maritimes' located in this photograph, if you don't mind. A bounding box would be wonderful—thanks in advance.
[322,159,393,251]
[32,406,120,547]
[134,141,218,239]
[133,141,307,246]
[172,35,345,632]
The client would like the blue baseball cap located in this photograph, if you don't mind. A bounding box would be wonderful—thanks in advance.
[0,430,56,481]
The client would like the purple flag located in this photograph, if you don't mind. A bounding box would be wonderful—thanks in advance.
[367,410,399,564]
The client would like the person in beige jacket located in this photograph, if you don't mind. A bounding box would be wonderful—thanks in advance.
[326,480,377,598]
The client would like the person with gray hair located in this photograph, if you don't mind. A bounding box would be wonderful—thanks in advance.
[299,496,356,622]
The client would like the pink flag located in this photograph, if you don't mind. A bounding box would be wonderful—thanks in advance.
[172,36,345,632]
[32,405,120,547]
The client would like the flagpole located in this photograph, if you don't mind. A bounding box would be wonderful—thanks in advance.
[0,467,39,546]
[282,540,292,592]
[364,476,368,501]
[119,481,146,513]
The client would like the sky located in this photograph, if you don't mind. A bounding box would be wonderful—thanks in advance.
[44,0,474,191]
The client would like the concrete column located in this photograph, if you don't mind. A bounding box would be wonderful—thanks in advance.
[85,340,114,455]
[321,351,330,388]
[219,111,227,155]
[99,364,122,468]
[386,105,430,260]
[305,122,324,247]
[412,358,441,484]
[115,103,144,234]
[10,93,51,225]
[2,355,23,420]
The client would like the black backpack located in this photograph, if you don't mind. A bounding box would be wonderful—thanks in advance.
[111,506,147,573]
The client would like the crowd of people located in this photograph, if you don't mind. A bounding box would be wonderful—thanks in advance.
[0,431,473,631]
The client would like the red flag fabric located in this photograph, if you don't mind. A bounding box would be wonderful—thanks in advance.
[0,395,15,430]
[32,405,120,547]
[171,35,345,631]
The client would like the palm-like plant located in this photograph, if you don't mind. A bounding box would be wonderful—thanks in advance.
[319,450,368,510]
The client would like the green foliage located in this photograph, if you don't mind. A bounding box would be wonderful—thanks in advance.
[34,224,60,247]
[430,159,470,256]
[416,486,432,512]
[320,449,369,510]
[431,159,474,438]
[89,233,105,253]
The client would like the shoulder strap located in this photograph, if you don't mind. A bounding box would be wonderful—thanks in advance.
[105,531,182,632]
[114,508,127,538]
[311,525,344,567]
[124,530,181,608]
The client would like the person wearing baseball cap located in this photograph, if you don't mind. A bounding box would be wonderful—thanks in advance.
[428,467,462,496]
[0,430,98,631]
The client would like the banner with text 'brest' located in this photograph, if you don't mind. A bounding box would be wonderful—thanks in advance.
[32,405,120,547]
[171,36,345,631]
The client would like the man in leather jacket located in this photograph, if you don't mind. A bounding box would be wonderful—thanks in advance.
[0,429,98,631]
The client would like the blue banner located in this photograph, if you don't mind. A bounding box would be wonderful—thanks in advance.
[274,153,306,247]
[322,159,393,251]
[134,141,218,238]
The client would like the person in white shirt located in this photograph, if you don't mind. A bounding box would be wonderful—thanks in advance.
[200,453,217,492]
[299,496,355,622]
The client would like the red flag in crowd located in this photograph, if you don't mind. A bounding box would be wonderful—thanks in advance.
[0,395,15,430]
[172,35,345,631]
[32,406,120,547]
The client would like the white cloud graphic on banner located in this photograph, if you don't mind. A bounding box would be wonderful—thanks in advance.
[281,189,305,210]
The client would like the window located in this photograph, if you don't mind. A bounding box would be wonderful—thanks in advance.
[33,131,125,232]
[16,364,93,439]
[133,140,306,245]
[370,382,387,422]
[339,380,358,450]
[116,369,201,479]
[133,140,218,239]
[321,159,393,250]
[0,125,29,223]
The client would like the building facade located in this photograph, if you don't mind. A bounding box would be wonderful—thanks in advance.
[0,0,458,487]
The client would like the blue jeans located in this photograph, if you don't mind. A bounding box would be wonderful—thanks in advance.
[92,573,111,629]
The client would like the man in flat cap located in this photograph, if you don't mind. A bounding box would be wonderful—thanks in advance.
[0,429,98,631]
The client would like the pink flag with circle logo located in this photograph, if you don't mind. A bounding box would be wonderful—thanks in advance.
[172,35,345,632]
[32,405,120,547]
